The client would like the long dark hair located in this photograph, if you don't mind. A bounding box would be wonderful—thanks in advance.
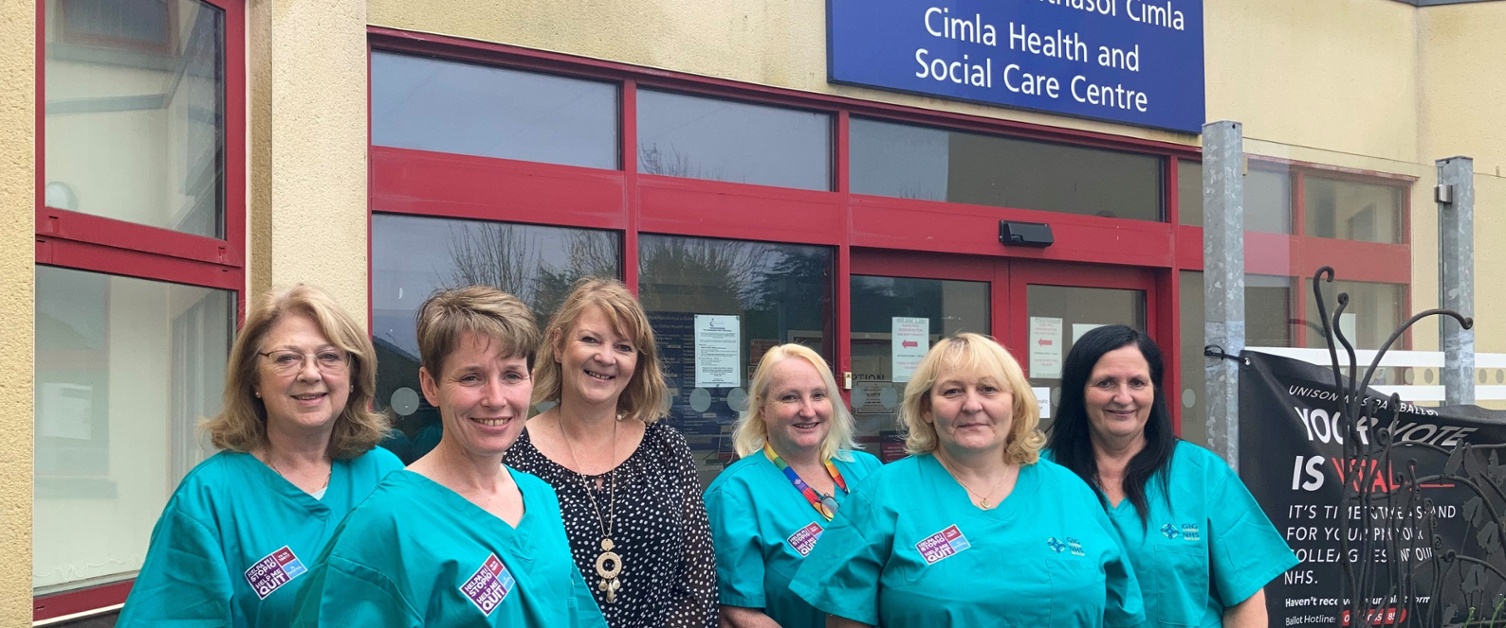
[1047,325,1177,522]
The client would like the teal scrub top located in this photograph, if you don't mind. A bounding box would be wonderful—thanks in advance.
[1051,442,1298,627]
[703,449,882,628]
[290,468,608,628]
[117,448,403,628]
[788,454,1144,627]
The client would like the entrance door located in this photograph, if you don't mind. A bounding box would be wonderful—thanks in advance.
[849,252,1154,459]
[1007,261,1153,433]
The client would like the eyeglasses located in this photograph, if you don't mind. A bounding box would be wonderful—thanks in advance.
[819,495,840,516]
[257,349,349,375]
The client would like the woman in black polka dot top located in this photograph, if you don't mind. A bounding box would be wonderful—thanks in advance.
[508,277,718,628]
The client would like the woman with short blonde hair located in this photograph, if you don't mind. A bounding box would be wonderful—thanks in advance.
[898,332,1045,465]
[791,332,1143,627]
[293,286,607,626]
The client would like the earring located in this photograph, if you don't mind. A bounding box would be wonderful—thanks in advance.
[254,391,262,399]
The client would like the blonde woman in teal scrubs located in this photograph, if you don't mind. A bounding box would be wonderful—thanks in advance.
[703,344,881,628]
[790,333,1144,627]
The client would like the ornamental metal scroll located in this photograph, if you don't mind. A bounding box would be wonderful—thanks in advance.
[1308,265,1506,627]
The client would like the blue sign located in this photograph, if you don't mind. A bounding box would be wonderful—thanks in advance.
[828,0,1205,133]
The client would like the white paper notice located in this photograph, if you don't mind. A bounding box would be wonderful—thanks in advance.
[1029,317,1064,380]
[694,315,740,388]
[1033,387,1052,419]
[892,317,929,383]
[1072,323,1106,343]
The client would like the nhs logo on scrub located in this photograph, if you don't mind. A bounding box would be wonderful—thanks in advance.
[826,0,1205,133]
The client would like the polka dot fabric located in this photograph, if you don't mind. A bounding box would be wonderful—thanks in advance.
[508,421,718,628]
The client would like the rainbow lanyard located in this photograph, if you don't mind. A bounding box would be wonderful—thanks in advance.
[763,443,848,521]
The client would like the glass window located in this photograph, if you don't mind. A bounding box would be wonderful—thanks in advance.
[370,214,621,463]
[1024,284,1147,433]
[1177,271,1208,447]
[1247,167,1293,234]
[371,52,619,169]
[44,0,226,237]
[1177,160,1202,226]
[1178,272,1301,447]
[1302,280,1406,351]
[850,117,1163,221]
[1304,176,1404,243]
[1177,162,1292,233]
[636,90,831,190]
[33,265,232,594]
[850,276,988,461]
[638,235,834,486]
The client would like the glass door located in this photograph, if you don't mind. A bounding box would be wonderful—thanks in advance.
[849,251,997,461]
[849,253,1160,456]
[1007,261,1154,433]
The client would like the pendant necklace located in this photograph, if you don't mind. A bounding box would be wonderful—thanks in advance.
[264,449,330,494]
[938,456,1013,510]
[560,416,623,602]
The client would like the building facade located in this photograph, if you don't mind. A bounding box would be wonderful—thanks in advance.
[7,0,1506,623]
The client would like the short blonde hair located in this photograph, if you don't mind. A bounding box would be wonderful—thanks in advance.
[898,333,1044,465]
[532,277,667,423]
[416,286,540,378]
[732,344,859,461]
[204,284,390,460]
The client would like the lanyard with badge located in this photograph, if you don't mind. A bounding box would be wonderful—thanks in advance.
[763,443,849,521]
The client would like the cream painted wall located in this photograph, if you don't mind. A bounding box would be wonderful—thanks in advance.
[1419,4,1506,359]
[0,0,33,623]
[250,0,369,318]
[1204,0,1419,164]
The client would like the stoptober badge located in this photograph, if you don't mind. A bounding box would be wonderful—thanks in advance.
[460,554,516,616]
[916,524,971,565]
[787,522,825,557]
[243,545,308,600]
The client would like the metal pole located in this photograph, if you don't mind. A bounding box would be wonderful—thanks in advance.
[1438,156,1475,405]
[1204,121,1245,470]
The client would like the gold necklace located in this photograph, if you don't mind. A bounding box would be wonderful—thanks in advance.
[558,416,623,603]
[937,456,1014,509]
[264,450,331,493]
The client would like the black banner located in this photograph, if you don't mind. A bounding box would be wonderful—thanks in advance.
[1240,351,1506,627]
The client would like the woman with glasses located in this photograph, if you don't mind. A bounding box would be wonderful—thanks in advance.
[790,333,1144,627]
[703,344,880,628]
[118,285,401,627]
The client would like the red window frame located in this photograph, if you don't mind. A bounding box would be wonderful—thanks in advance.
[366,28,1412,448]
[33,0,246,620]
[1170,155,1414,348]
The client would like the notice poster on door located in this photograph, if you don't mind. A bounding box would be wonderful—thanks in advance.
[1029,317,1063,379]
[891,317,929,383]
[1072,323,1105,343]
[694,314,740,388]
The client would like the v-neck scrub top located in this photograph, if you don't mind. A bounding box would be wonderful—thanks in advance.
[788,454,1145,628]
[290,468,608,627]
[117,448,403,627]
[1094,442,1298,627]
[703,449,882,628]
